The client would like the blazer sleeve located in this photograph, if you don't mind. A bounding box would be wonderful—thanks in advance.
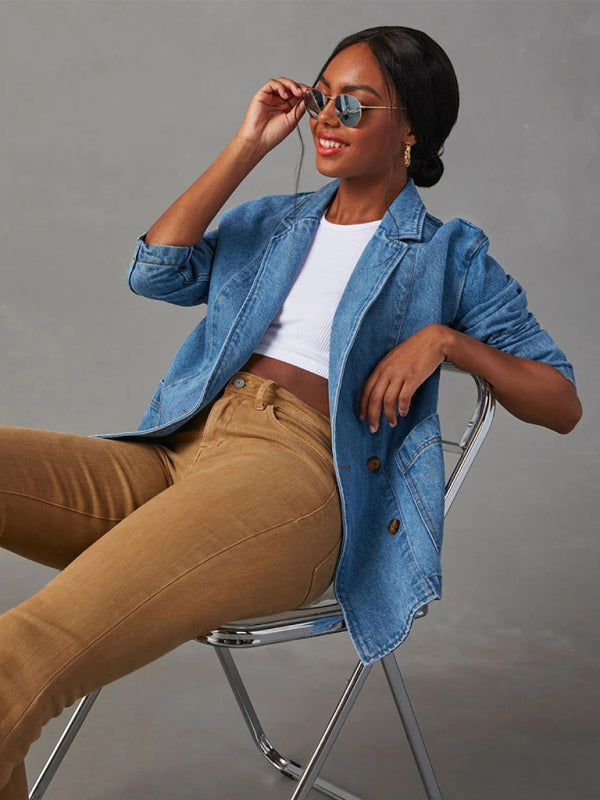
[451,234,577,389]
[125,228,218,306]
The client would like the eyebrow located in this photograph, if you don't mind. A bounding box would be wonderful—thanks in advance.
[318,76,383,101]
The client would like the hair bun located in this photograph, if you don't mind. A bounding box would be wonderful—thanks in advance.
[409,152,444,188]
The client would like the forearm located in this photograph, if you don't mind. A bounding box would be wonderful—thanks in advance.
[438,325,582,434]
[144,135,267,246]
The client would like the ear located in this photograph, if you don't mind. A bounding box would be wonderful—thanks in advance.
[403,121,417,147]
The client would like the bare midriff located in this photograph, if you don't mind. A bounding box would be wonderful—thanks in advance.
[240,353,330,420]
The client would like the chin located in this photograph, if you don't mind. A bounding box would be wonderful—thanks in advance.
[315,163,339,178]
[314,156,352,179]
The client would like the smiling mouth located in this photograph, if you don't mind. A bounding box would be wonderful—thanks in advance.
[317,136,349,155]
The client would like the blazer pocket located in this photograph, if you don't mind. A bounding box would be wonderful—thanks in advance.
[393,412,445,556]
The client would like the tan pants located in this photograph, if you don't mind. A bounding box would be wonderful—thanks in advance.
[0,371,342,799]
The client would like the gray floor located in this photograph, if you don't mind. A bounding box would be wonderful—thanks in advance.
[14,574,597,800]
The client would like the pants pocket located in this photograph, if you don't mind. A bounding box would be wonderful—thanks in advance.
[266,403,334,474]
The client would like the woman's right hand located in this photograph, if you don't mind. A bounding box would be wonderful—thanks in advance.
[235,77,309,155]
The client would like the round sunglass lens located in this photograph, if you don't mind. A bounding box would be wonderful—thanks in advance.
[305,88,325,118]
[335,95,361,127]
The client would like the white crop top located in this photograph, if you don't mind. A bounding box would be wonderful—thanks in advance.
[253,210,382,379]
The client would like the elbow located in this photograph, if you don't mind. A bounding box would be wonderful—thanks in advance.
[127,268,154,299]
[547,370,582,434]
[554,395,583,435]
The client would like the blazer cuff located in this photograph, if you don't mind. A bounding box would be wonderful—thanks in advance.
[133,232,193,266]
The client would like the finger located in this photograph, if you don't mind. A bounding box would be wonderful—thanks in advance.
[276,77,307,97]
[359,372,379,421]
[290,97,306,122]
[383,383,404,427]
[366,377,391,433]
[263,79,294,101]
[261,83,303,115]
[267,78,299,101]
[397,385,413,416]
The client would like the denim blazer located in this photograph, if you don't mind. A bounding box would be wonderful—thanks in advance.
[93,177,576,666]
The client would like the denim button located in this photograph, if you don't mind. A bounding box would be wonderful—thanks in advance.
[387,518,400,535]
[367,456,381,472]
[232,376,246,388]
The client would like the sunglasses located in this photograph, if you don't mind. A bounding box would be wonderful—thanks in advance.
[304,87,403,128]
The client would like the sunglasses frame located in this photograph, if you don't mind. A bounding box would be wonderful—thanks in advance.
[304,87,405,128]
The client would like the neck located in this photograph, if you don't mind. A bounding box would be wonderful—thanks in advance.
[325,172,408,225]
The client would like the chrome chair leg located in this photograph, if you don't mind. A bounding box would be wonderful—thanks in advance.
[381,653,444,800]
[29,688,102,800]
[214,647,371,800]
[288,659,372,800]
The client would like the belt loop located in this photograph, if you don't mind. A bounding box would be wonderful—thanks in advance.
[254,378,277,410]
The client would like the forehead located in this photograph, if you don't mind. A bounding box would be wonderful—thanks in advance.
[319,43,386,92]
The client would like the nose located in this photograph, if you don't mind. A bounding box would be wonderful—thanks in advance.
[317,96,340,127]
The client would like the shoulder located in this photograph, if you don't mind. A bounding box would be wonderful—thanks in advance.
[213,189,315,251]
[219,190,313,228]
[420,213,490,266]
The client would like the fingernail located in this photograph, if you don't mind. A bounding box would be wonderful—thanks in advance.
[370,424,377,433]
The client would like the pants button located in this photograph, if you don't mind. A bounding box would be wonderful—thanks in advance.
[232,376,246,388]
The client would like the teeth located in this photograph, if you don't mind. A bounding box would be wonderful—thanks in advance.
[318,137,346,149]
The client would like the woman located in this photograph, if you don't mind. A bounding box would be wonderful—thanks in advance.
[0,25,581,799]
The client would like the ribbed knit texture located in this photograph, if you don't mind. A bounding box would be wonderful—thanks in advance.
[253,212,382,378]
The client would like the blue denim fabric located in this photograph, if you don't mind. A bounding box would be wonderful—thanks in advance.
[92,178,576,666]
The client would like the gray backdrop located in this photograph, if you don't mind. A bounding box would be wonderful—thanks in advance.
[1,2,598,798]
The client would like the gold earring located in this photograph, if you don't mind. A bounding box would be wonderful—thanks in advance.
[404,143,412,168]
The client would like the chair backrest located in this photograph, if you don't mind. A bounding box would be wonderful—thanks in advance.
[197,363,495,646]
[438,360,495,517]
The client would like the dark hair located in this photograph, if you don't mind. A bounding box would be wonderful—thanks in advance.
[291,25,459,198]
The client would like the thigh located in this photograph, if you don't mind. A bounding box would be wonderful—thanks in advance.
[20,439,341,661]
[0,425,173,569]
[0,440,342,771]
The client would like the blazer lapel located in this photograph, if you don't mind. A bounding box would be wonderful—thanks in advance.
[328,179,428,409]
[227,181,339,357]
[328,233,409,401]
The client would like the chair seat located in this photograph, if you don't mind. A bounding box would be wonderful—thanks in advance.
[195,583,428,649]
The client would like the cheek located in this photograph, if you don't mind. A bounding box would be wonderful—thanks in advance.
[354,133,387,164]
[368,126,401,165]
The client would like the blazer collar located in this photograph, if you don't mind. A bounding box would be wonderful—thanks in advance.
[288,177,427,242]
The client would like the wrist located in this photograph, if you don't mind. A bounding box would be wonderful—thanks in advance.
[231,133,269,163]
[433,323,456,361]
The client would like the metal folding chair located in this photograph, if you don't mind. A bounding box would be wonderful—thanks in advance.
[28,362,495,800]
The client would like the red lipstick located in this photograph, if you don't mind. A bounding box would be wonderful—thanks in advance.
[316,131,347,144]
[316,131,349,156]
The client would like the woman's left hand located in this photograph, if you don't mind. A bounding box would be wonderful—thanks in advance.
[359,324,449,432]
